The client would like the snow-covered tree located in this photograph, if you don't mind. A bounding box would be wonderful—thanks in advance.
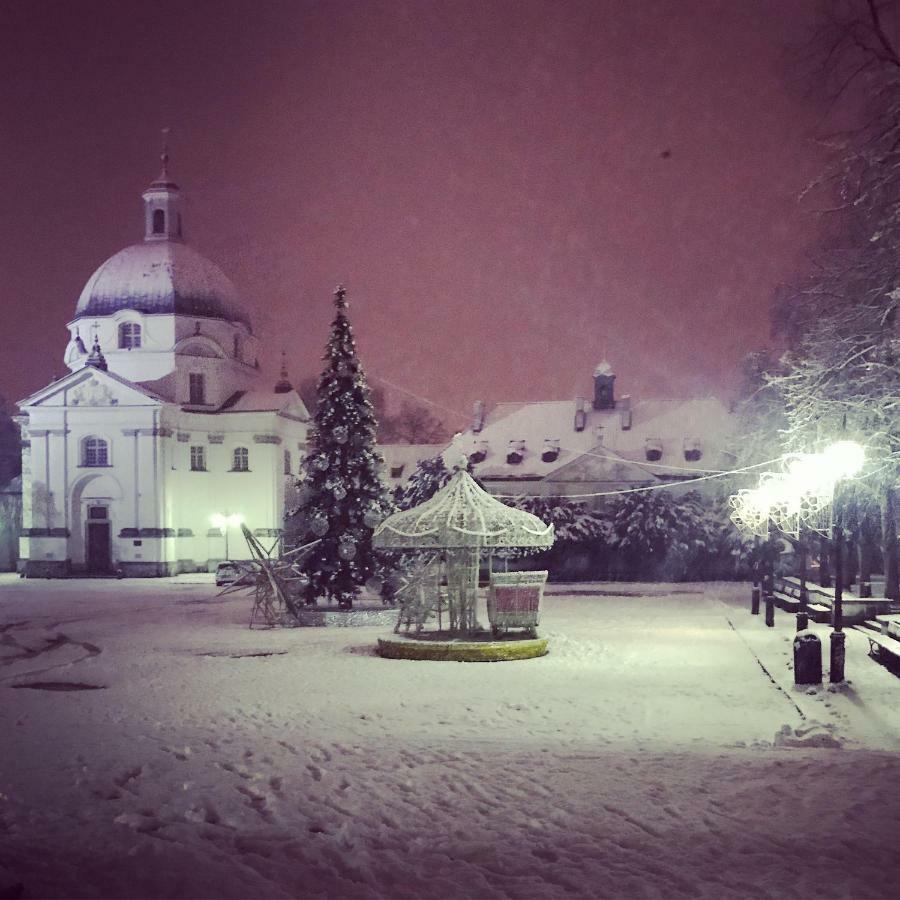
[760,2,900,598]
[286,286,391,608]
[607,489,737,581]
[394,454,452,510]
[505,495,609,545]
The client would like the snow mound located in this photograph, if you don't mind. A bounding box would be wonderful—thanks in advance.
[774,721,844,749]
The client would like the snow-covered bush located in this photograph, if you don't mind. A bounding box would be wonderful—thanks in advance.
[500,495,610,580]
[606,489,745,581]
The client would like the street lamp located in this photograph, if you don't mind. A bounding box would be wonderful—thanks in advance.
[210,512,244,561]
[821,441,865,684]
[730,440,865,685]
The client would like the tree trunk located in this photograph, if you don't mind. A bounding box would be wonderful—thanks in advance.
[844,534,857,590]
[819,533,832,587]
[882,485,899,601]
[858,512,875,597]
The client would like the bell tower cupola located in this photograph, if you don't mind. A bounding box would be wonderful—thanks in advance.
[141,132,183,242]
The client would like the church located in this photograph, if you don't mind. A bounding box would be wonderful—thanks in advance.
[17,157,309,576]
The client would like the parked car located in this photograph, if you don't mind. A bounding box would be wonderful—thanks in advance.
[215,561,241,586]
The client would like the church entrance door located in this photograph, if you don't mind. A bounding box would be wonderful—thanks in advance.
[86,506,112,574]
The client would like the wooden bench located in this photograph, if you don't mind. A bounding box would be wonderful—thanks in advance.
[852,621,900,674]
[775,577,894,625]
[874,615,900,641]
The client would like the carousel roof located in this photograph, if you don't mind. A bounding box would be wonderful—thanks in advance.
[373,465,555,550]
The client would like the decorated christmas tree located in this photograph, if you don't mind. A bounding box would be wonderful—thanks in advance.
[288,286,391,608]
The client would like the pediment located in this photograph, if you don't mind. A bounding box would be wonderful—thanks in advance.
[546,444,659,485]
[20,368,164,409]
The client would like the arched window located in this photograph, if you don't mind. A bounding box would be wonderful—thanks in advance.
[152,209,165,234]
[82,437,109,467]
[118,322,141,349]
[232,447,249,471]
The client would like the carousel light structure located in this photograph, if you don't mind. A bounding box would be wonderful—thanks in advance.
[372,458,554,636]
[730,440,865,682]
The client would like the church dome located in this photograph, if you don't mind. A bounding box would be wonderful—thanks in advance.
[73,154,252,331]
[74,240,251,330]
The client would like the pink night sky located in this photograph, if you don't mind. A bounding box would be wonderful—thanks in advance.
[0,0,834,426]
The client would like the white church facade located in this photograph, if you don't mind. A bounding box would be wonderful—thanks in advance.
[17,159,308,576]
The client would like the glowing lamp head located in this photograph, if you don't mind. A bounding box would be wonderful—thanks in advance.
[822,441,865,479]
[210,512,244,530]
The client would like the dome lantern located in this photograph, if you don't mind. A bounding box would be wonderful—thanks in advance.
[142,131,183,242]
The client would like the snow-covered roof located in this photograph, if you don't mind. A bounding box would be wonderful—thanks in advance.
[377,443,448,484]
[216,389,309,418]
[450,397,735,485]
[75,240,251,329]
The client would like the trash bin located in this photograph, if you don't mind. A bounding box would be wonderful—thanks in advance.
[793,630,822,685]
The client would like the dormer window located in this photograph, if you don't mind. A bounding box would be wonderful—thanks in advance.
[541,439,560,463]
[469,440,489,464]
[507,440,525,465]
[645,438,663,462]
[152,209,165,235]
[118,322,141,349]
[683,438,702,462]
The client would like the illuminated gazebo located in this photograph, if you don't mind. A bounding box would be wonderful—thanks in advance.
[373,460,554,636]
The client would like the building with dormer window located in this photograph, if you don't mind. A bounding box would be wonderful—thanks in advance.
[17,156,308,576]
[452,362,734,504]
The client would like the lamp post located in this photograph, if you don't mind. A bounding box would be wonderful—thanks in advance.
[210,512,244,561]
[821,441,864,684]
[730,439,865,686]
[796,528,808,632]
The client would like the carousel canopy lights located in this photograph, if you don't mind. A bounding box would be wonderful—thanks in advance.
[373,462,554,551]
[730,441,864,537]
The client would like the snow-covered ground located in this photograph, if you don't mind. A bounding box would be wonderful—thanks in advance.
[1,575,899,899]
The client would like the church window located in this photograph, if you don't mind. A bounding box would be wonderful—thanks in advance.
[190,446,206,471]
[118,322,141,349]
[189,373,206,405]
[152,209,165,234]
[284,450,291,475]
[232,447,249,471]
[82,437,109,467]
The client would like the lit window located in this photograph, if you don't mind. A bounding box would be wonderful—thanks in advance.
[83,437,109,467]
[233,447,249,471]
[190,446,206,471]
[152,209,165,234]
[118,322,141,349]
[189,373,205,405]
